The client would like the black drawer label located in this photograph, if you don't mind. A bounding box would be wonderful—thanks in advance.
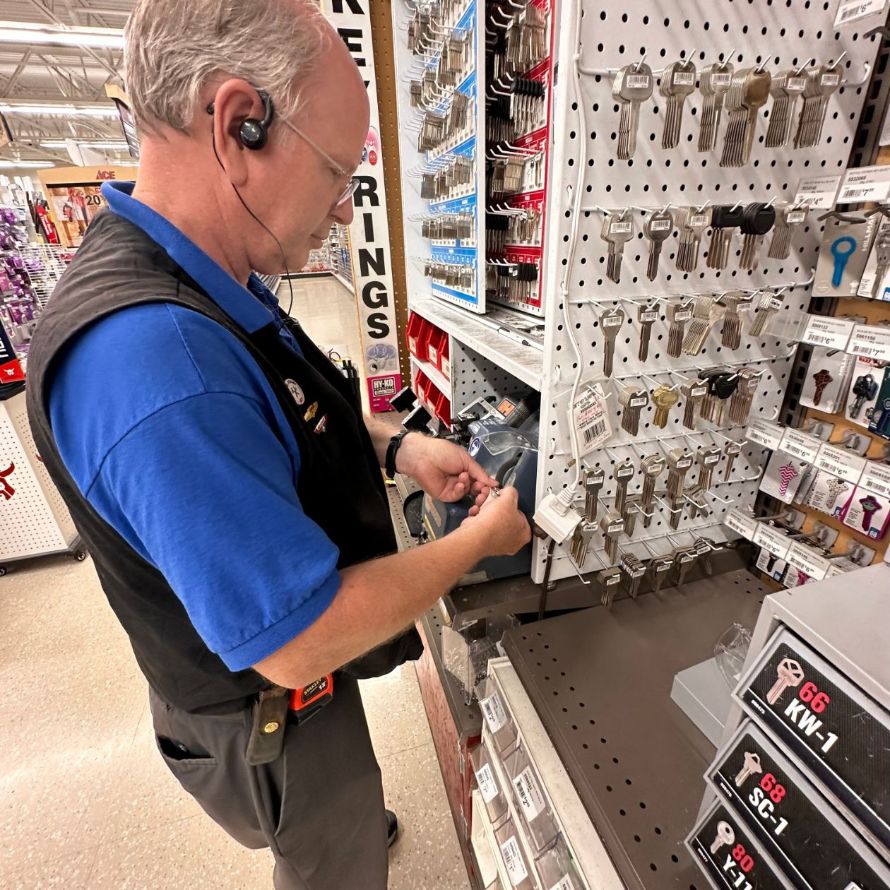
[689,804,786,890]
[740,634,890,849]
[711,728,887,889]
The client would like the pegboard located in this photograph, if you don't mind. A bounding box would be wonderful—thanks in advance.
[451,338,533,413]
[0,394,74,563]
[533,0,884,583]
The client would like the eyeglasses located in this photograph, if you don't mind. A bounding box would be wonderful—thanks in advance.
[279,116,360,206]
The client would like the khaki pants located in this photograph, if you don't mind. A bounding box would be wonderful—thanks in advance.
[149,677,388,889]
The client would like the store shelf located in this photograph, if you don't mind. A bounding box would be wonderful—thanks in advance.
[472,789,510,890]
[412,298,544,390]
[410,354,451,398]
[500,568,771,890]
[489,657,623,890]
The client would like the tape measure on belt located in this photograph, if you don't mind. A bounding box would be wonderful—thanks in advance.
[289,674,334,723]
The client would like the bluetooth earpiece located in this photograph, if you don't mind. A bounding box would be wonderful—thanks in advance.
[206,89,274,151]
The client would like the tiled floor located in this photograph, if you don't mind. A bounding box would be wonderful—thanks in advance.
[0,553,470,890]
[1,277,469,889]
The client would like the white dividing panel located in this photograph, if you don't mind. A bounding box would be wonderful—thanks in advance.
[532,0,883,582]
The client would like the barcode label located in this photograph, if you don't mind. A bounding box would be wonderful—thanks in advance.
[476,763,499,803]
[610,220,633,234]
[481,693,509,733]
[821,73,841,86]
[584,420,607,443]
[513,766,547,821]
[835,0,888,25]
[651,218,672,231]
[691,213,710,226]
[626,74,650,89]
[673,71,695,86]
[787,76,808,92]
[629,396,648,408]
[844,187,872,200]
[500,836,529,885]
[787,210,807,224]
[712,72,732,87]
[674,309,693,322]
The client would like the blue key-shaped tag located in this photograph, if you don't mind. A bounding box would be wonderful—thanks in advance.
[830,235,857,287]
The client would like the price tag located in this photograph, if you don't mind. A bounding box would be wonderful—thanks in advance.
[513,767,547,821]
[480,693,509,733]
[610,220,633,235]
[500,835,529,885]
[793,174,842,209]
[476,763,499,803]
[801,315,855,351]
[738,630,890,853]
[626,73,650,89]
[848,324,890,361]
[712,71,732,88]
[725,508,759,540]
[689,805,786,890]
[673,70,696,86]
[860,461,890,499]
[780,429,823,463]
[710,724,889,889]
[786,541,832,580]
[837,165,890,204]
[753,524,791,559]
[835,0,890,26]
[571,384,612,457]
[650,217,672,232]
[814,444,867,484]
[747,419,785,450]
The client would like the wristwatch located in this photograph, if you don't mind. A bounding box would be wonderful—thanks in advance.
[385,430,411,480]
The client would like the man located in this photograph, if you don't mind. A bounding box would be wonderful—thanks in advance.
[25,2,531,888]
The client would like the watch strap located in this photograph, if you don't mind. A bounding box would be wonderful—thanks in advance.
[385,430,409,480]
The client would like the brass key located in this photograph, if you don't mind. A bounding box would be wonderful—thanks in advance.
[651,384,679,429]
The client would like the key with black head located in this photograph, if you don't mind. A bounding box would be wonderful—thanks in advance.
[706,204,745,270]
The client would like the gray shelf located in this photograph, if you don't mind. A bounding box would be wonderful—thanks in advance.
[501,568,771,890]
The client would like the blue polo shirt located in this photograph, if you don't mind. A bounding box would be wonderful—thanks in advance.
[48,182,341,671]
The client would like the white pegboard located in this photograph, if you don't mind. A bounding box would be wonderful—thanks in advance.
[451,338,533,413]
[0,394,72,563]
[533,0,884,583]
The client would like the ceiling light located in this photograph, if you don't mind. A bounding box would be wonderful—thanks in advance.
[0,101,118,118]
[0,160,56,169]
[40,140,129,150]
[0,21,124,50]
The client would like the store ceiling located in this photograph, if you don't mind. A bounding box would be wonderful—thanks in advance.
[0,0,135,169]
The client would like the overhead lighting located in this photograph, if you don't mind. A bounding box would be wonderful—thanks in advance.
[0,101,117,118]
[40,139,129,150]
[0,21,124,50]
[0,160,56,169]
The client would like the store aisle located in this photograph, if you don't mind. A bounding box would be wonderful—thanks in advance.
[0,555,470,890]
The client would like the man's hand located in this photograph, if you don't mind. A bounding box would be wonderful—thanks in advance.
[396,433,497,506]
[462,486,532,556]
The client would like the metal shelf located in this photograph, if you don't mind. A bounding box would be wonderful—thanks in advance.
[412,298,544,390]
[501,568,771,890]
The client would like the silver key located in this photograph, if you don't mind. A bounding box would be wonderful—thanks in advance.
[651,555,674,595]
[620,386,649,436]
[696,445,722,493]
[644,211,673,280]
[721,67,771,167]
[666,448,694,500]
[748,289,782,337]
[710,821,735,855]
[722,440,743,482]
[599,566,623,609]
[600,308,625,378]
[639,453,665,529]
[675,207,711,273]
[623,494,642,537]
[584,467,606,522]
[728,369,759,425]
[681,380,708,429]
[613,458,635,515]
[601,211,634,283]
[682,296,720,355]
[794,64,840,149]
[621,553,647,599]
[660,59,697,149]
[638,301,660,361]
[698,61,734,152]
[600,511,625,565]
[720,292,744,350]
[768,205,808,260]
[765,69,808,148]
[693,537,715,576]
[674,546,698,586]
[666,300,693,358]
[766,657,805,705]
[570,521,596,566]
[734,751,763,788]
[613,63,654,160]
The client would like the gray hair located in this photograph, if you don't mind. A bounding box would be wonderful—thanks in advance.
[124,0,330,135]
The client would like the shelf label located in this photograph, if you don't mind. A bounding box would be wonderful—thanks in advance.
[786,541,831,581]
[571,384,612,457]
[480,693,509,733]
[476,763,499,803]
[710,727,888,888]
[513,767,547,821]
[747,420,785,450]
[500,835,529,885]
[779,428,823,464]
[753,524,791,559]
[801,315,855,351]
[836,0,890,26]
[813,444,867,484]
[725,508,759,540]
[739,633,890,852]
[837,165,890,204]
[793,174,842,209]
[848,324,890,362]
[861,461,890,499]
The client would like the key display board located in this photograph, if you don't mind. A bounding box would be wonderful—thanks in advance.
[707,721,890,890]
[735,626,890,852]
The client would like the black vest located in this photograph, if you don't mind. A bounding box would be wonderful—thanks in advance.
[26,211,421,712]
